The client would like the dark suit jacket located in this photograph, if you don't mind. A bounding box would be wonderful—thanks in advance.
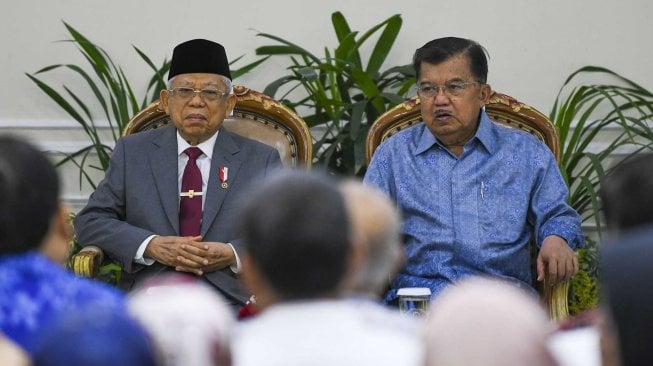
[74,124,282,304]
[601,225,653,366]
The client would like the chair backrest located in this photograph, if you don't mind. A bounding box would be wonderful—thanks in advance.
[365,91,569,320]
[124,85,312,168]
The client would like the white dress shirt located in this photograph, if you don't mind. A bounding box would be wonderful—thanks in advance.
[233,299,424,366]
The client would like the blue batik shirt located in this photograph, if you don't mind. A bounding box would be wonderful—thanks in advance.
[364,110,584,303]
[0,252,125,354]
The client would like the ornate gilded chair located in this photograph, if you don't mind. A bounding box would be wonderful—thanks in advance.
[366,91,569,320]
[71,85,313,278]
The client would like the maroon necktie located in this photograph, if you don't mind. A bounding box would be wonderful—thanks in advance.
[179,147,203,236]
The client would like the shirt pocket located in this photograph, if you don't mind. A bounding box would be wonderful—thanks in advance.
[478,192,528,245]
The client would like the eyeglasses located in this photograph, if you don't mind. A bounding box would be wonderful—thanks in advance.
[168,87,228,101]
[417,81,480,98]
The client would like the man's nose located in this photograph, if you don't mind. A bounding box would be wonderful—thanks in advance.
[434,91,450,105]
[188,91,205,106]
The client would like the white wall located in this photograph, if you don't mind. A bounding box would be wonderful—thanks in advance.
[2,0,652,208]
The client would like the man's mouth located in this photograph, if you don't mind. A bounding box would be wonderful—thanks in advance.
[185,114,206,122]
[433,110,453,121]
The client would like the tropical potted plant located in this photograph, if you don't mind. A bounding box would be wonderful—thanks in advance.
[550,66,653,313]
[26,22,170,190]
[256,11,415,176]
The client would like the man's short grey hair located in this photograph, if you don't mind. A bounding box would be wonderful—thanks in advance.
[167,75,233,94]
[341,180,403,297]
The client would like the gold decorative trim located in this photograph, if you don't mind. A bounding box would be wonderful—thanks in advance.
[400,98,419,111]
[70,247,103,278]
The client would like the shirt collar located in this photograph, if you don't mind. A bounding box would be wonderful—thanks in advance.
[177,130,219,160]
[414,109,496,156]
[415,124,438,155]
[474,110,496,155]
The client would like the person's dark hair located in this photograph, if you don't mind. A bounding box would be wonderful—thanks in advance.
[600,154,653,233]
[413,37,489,82]
[239,170,351,300]
[0,135,60,255]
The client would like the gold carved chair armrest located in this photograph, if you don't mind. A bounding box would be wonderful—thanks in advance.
[70,246,104,278]
[543,280,570,321]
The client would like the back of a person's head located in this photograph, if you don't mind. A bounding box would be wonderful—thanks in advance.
[128,274,234,366]
[340,180,402,297]
[601,231,653,366]
[239,170,351,300]
[32,305,155,366]
[423,277,557,366]
[600,153,653,234]
[413,37,488,82]
[0,135,59,255]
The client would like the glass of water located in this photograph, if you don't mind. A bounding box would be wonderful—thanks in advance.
[397,287,431,317]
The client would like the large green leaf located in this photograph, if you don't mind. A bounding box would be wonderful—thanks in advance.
[256,33,321,64]
[350,68,383,112]
[64,64,112,128]
[64,22,110,73]
[332,11,362,69]
[334,32,359,64]
[133,45,170,106]
[366,15,402,75]
[26,73,88,126]
[232,56,270,79]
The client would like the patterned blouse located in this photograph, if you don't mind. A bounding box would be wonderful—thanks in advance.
[0,252,125,354]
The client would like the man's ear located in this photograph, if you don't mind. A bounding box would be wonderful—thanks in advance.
[479,83,492,104]
[390,245,406,280]
[341,233,369,293]
[159,89,170,114]
[348,234,368,275]
[241,254,276,310]
[225,94,237,119]
[241,254,256,292]
[41,203,73,265]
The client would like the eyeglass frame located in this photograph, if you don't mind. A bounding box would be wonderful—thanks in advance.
[416,80,483,98]
[167,87,230,102]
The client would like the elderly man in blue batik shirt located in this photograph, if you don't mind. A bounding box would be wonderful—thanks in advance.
[364,37,584,304]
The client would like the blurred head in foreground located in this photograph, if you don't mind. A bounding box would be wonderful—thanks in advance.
[128,273,234,366]
[600,153,653,236]
[0,135,127,357]
[239,170,352,308]
[339,179,403,298]
[423,277,557,366]
[0,134,70,263]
